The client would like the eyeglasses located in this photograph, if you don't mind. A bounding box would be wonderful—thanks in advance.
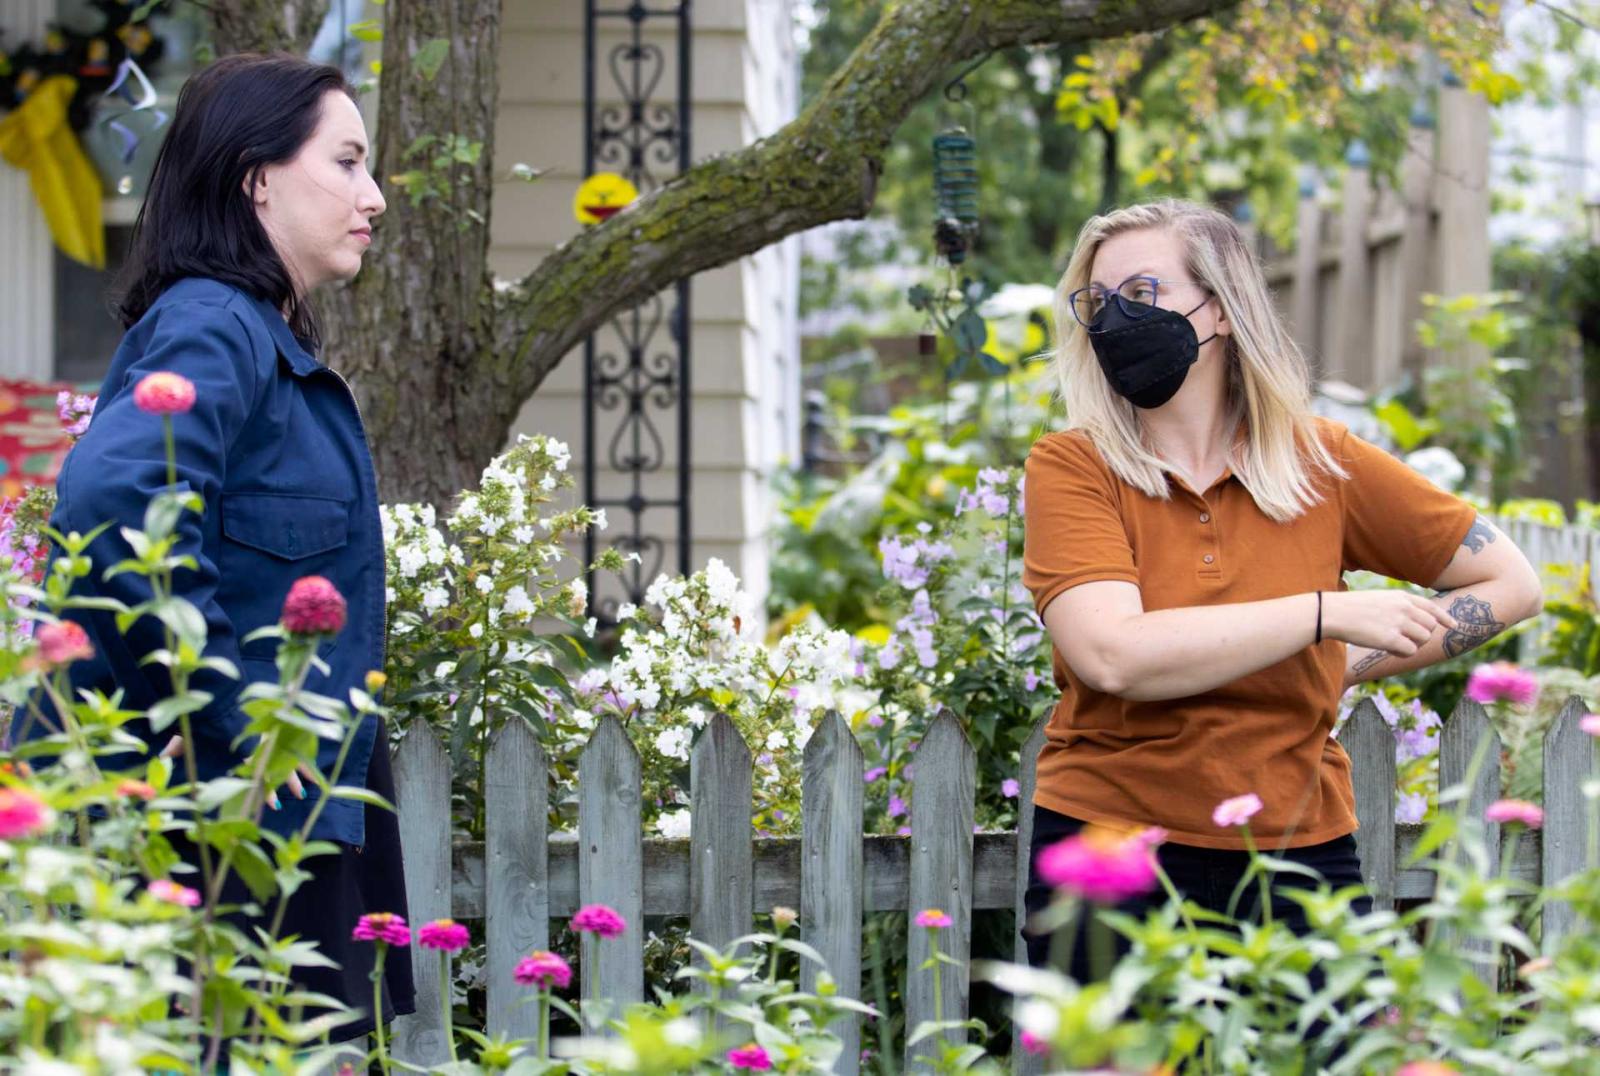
[1068,275,1211,330]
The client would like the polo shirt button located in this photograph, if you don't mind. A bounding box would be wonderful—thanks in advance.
[1203,554,1214,564]
[1199,512,1211,523]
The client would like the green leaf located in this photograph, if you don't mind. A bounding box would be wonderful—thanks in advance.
[348,18,384,41]
[197,777,255,811]
[147,693,210,734]
[328,786,396,812]
[414,38,450,82]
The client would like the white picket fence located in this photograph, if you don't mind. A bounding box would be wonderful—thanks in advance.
[384,691,1598,1072]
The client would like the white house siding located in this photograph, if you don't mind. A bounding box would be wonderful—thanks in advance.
[495,0,801,618]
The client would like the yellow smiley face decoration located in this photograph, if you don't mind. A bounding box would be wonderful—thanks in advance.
[573,172,638,225]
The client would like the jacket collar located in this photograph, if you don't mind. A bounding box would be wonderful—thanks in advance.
[245,293,323,377]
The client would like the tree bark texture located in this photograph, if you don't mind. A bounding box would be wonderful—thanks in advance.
[209,0,1240,505]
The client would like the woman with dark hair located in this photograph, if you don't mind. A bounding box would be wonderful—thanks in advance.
[15,52,414,1044]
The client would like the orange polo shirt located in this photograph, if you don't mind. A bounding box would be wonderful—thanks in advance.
[1021,417,1478,850]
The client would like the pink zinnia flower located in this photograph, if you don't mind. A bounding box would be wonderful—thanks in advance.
[513,950,571,989]
[1213,793,1264,828]
[915,908,952,929]
[1485,799,1544,828]
[1019,1030,1050,1056]
[352,912,411,947]
[132,372,196,415]
[36,621,93,666]
[1465,662,1538,707]
[417,919,470,952]
[571,903,626,938]
[1395,1064,1460,1076]
[116,779,156,801]
[1581,713,1600,737]
[1037,824,1163,903]
[727,1044,773,1071]
[0,786,53,839]
[149,878,201,907]
[282,576,347,636]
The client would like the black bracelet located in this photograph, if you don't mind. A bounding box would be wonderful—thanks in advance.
[1315,590,1323,644]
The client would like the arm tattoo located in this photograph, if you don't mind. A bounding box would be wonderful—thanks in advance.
[1461,514,1497,555]
[1351,648,1388,677]
[1441,593,1505,658]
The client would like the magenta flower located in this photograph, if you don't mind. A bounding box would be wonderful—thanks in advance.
[132,372,196,415]
[1001,778,1020,798]
[1212,792,1263,828]
[513,950,572,989]
[282,576,347,636]
[35,621,93,666]
[1581,713,1600,737]
[727,1043,773,1071]
[863,766,886,784]
[352,912,411,947]
[571,903,626,938]
[1465,662,1538,707]
[1019,1030,1050,1056]
[1485,799,1544,828]
[149,879,201,907]
[0,786,53,840]
[915,908,952,929]
[886,795,906,819]
[1037,824,1163,903]
[418,919,470,952]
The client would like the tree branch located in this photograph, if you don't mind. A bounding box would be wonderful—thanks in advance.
[497,0,1241,398]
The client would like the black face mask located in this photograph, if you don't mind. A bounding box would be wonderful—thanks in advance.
[1087,296,1217,410]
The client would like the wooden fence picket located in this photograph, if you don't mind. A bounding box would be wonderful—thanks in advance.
[1438,698,1501,990]
[1011,717,1049,1076]
[802,711,865,1076]
[578,715,644,1009]
[391,722,453,1066]
[904,711,977,1070]
[1345,700,1399,911]
[484,719,549,1040]
[1541,698,1593,953]
[690,711,754,1031]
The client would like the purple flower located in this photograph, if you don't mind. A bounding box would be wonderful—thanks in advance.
[1002,778,1020,798]
[866,714,884,728]
[1024,671,1041,692]
[864,766,887,784]
[887,795,906,818]
[1395,791,1428,824]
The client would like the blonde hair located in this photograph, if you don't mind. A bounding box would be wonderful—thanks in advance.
[1049,199,1344,522]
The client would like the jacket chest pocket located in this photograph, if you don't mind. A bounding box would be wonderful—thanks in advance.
[220,493,351,659]
[222,492,350,559]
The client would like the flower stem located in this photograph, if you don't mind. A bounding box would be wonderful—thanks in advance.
[440,950,456,1062]
[538,987,551,1059]
[372,943,390,1073]
[1242,826,1272,927]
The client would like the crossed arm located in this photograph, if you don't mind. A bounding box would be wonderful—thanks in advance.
[1039,514,1543,702]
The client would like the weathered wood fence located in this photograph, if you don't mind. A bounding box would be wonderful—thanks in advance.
[386,692,1599,1072]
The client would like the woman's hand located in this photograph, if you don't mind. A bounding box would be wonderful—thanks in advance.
[159,735,316,810]
[1321,589,1457,657]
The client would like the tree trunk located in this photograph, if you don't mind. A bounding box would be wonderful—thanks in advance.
[207,0,1241,506]
[208,0,329,56]
[317,0,505,506]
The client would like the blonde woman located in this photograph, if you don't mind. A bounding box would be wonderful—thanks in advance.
[1020,200,1543,982]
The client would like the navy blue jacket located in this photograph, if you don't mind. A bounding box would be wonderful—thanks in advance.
[21,278,386,846]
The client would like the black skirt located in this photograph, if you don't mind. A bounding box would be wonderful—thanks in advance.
[176,716,417,1043]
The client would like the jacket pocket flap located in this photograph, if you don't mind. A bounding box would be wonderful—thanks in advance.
[222,493,350,560]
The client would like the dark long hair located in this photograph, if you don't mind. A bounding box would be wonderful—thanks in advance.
[114,53,354,346]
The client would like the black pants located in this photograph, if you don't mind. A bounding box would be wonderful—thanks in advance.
[1023,802,1370,982]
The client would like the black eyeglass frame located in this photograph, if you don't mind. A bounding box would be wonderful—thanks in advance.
[1068,275,1212,331]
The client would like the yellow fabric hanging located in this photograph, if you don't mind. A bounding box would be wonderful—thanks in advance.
[0,76,105,269]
